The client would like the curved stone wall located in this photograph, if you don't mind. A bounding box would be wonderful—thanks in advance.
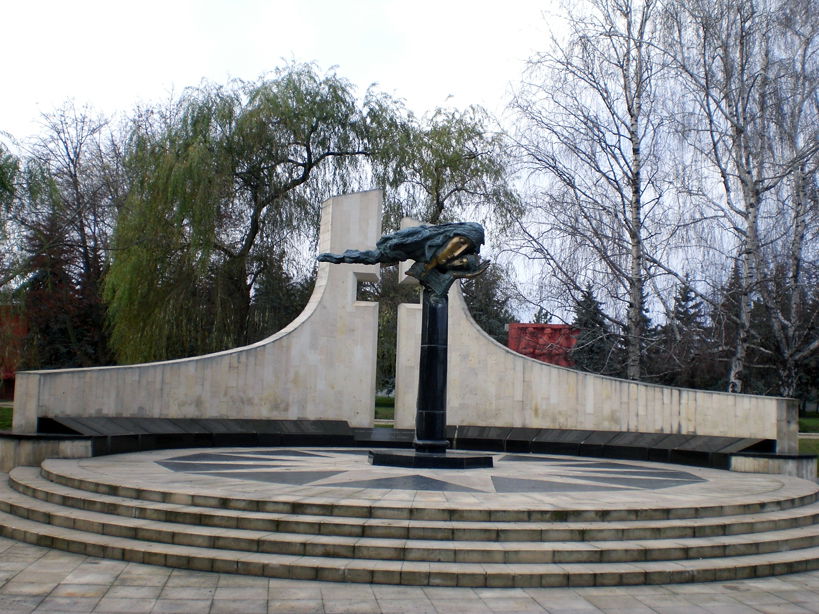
[13,191,382,432]
[395,280,798,454]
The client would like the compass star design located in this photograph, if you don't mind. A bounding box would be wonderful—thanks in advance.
[156,449,706,494]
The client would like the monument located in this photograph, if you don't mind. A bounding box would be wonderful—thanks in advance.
[318,222,494,468]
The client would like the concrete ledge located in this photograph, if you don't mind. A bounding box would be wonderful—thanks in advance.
[41,417,356,457]
[448,425,772,470]
[730,453,818,481]
[0,433,93,472]
[4,417,806,478]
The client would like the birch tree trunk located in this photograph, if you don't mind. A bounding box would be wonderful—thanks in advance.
[512,0,666,380]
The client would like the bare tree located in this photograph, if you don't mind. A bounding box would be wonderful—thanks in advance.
[664,0,819,393]
[512,0,674,379]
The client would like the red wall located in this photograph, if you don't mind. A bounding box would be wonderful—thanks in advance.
[0,306,26,400]
[507,323,578,367]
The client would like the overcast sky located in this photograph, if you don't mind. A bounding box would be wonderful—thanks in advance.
[3,0,559,141]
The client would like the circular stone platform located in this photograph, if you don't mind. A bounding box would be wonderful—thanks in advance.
[45,447,817,515]
[4,447,819,587]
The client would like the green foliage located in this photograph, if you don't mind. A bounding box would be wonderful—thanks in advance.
[644,278,717,389]
[373,106,519,229]
[0,141,18,208]
[374,396,395,421]
[798,437,819,473]
[375,395,395,408]
[5,64,518,370]
[571,285,621,376]
[15,123,113,369]
[106,64,370,363]
[461,264,518,346]
[368,266,420,394]
[799,414,819,433]
[0,405,11,430]
[0,141,21,287]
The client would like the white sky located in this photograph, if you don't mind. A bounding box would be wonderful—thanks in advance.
[3,0,559,141]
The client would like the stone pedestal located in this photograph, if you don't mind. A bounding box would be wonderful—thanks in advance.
[414,289,449,454]
[370,288,493,470]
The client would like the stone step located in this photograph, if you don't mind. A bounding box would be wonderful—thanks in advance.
[39,460,818,522]
[10,466,819,542]
[5,475,819,565]
[2,505,819,587]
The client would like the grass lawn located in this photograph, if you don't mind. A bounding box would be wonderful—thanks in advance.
[799,413,819,433]
[0,405,11,430]
[375,396,395,421]
[798,437,819,473]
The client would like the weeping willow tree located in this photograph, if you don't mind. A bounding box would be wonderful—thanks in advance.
[106,64,374,363]
[105,63,520,364]
[371,105,518,229]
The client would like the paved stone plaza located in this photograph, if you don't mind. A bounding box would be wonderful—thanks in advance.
[2,447,819,611]
[4,536,819,613]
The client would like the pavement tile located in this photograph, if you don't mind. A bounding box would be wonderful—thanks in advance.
[151,598,212,614]
[210,599,268,614]
[0,594,45,612]
[731,591,796,606]
[753,605,817,614]
[375,598,437,614]
[525,589,599,609]
[158,585,216,599]
[320,583,376,600]
[103,584,162,599]
[164,570,219,587]
[32,596,99,612]
[92,596,156,613]
[645,606,711,614]
[422,586,478,599]
[430,599,495,614]
[702,606,765,614]
[774,590,819,604]
[635,593,699,608]
[218,574,270,588]
[482,596,548,612]
[584,594,657,610]
[51,584,109,598]
[268,585,324,600]
[268,599,325,613]
[214,585,268,600]
[61,570,121,585]
[323,598,382,614]
[0,581,59,596]
[371,585,428,600]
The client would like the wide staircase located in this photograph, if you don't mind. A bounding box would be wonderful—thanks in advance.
[2,458,819,587]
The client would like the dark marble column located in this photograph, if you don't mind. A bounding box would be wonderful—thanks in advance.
[414,289,449,454]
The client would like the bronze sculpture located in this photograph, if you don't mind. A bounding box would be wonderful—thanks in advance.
[318,222,490,299]
[319,222,493,468]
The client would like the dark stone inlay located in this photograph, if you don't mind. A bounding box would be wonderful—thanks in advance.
[157,452,274,463]
[490,476,631,493]
[570,474,702,490]
[577,469,707,480]
[158,461,290,472]
[155,449,711,493]
[322,475,483,492]
[499,455,586,464]
[197,470,343,485]
[236,450,327,458]
[565,461,642,469]
[369,450,494,469]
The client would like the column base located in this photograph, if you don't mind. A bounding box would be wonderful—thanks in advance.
[368,450,494,469]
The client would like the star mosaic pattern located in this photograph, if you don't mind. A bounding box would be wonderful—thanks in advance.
[156,449,706,494]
